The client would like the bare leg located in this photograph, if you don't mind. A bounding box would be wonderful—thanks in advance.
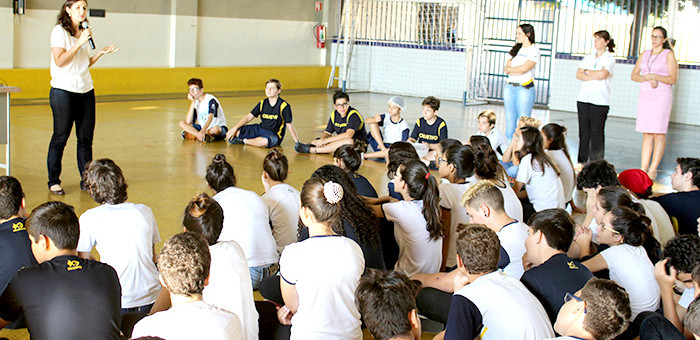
[243,137,270,148]
[206,126,221,136]
[363,149,389,159]
[647,133,666,180]
[640,133,654,171]
[312,138,354,154]
[178,121,200,136]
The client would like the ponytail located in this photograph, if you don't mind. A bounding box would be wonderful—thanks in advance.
[444,145,475,181]
[333,142,363,173]
[206,154,236,192]
[610,206,661,263]
[300,177,343,231]
[263,148,289,182]
[594,30,615,53]
[520,126,560,177]
[399,160,443,241]
[183,193,224,246]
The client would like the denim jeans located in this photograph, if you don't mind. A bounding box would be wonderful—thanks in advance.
[47,88,95,187]
[250,264,272,290]
[503,83,536,141]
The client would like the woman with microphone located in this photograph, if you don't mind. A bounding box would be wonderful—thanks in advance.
[48,0,118,194]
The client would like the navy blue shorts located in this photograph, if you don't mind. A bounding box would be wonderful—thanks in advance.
[367,134,391,152]
[193,124,228,141]
[237,124,280,147]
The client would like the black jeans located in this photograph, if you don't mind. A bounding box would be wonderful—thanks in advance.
[47,88,95,187]
[577,101,609,164]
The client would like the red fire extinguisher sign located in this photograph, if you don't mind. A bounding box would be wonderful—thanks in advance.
[315,1,322,11]
[315,24,326,48]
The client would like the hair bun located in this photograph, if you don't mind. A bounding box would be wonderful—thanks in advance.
[323,181,344,204]
[212,153,227,164]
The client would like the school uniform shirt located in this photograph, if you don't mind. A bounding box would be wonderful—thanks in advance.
[279,235,364,340]
[250,97,293,139]
[132,300,243,340]
[50,25,93,93]
[516,154,566,212]
[0,255,122,340]
[410,117,448,144]
[507,44,540,85]
[299,219,386,270]
[194,93,227,128]
[204,241,258,340]
[213,186,279,268]
[261,183,301,255]
[520,253,594,323]
[652,190,700,235]
[439,181,475,268]
[445,271,554,340]
[577,50,616,106]
[378,113,410,144]
[382,200,443,277]
[497,221,529,279]
[600,244,660,318]
[494,179,525,222]
[77,202,161,308]
[349,172,378,198]
[0,218,36,292]
[324,107,368,142]
[679,287,695,308]
[547,149,575,204]
[477,128,509,158]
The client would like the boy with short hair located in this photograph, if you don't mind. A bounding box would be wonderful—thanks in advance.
[551,278,631,340]
[408,96,447,162]
[476,110,509,159]
[131,232,243,340]
[77,158,161,314]
[0,201,122,338]
[652,157,700,235]
[295,91,368,154]
[363,96,411,160]
[226,79,301,148]
[179,78,228,142]
[356,269,422,340]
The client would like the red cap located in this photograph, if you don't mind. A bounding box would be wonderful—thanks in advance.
[618,169,653,195]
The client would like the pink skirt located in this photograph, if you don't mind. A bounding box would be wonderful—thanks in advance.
[636,81,672,134]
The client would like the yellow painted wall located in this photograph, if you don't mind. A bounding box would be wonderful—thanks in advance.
[0,66,332,99]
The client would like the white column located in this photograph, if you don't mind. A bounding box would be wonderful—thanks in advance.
[169,0,198,68]
[0,12,15,68]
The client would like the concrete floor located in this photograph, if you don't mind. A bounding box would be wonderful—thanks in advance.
[1,89,696,339]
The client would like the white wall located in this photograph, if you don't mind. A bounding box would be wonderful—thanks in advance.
[549,56,700,126]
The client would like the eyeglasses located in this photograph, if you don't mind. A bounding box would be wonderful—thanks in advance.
[651,35,664,39]
[601,224,621,235]
[334,102,349,107]
[564,292,587,314]
[437,157,448,164]
[188,87,201,92]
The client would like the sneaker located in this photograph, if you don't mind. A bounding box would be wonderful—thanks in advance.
[204,134,214,143]
[182,131,196,140]
[228,137,244,145]
[295,142,311,153]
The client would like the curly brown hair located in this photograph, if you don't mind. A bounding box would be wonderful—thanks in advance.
[158,232,211,296]
[83,159,128,205]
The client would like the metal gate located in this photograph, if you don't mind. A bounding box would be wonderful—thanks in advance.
[476,0,559,106]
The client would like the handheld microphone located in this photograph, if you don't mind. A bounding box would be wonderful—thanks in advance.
[80,21,96,50]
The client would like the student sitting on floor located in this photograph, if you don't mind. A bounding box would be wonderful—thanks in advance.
[471,141,524,221]
[684,297,700,340]
[131,232,243,340]
[475,110,509,159]
[0,202,121,339]
[551,278,631,340]
[541,123,576,209]
[276,178,365,339]
[434,224,554,340]
[367,160,443,277]
[521,208,593,323]
[77,158,161,315]
[206,154,278,289]
[502,116,542,178]
[407,96,447,165]
[652,157,700,235]
[260,148,301,255]
[355,269,422,340]
[333,142,378,198]
[385,141,421,200]
[179,78,228,142]
[363,96,410,160]
[295,91,368,154]
[226,79,301,148]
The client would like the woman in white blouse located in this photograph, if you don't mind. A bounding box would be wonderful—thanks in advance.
[503,23,539,141]
[576,30,616,167]
[48,0,118,195]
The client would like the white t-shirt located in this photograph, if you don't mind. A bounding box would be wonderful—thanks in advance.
[194,93,227,128]
[477,128,509,159]
[600,244,660,318]
[261,183,301,255]
[546,149,575,204]
[439,181,474,268]
[516,154,565,212]
[638,199,675,246]
[131,300,243,340]
[494,179,524,222]
[497,221,529,279]
[379,113,410,144]
[77,202,161,308]
[577,50,616,106]
[50,25,93,93]
[507,44,540,85]
[213,186,278,267]
[204,241,258,340]
[279,236,364,340]
[383,200,443,276]
[454,271,554,339]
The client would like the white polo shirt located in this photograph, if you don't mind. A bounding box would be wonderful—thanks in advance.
[516,154,565,212]
[600,244,660,318]
[50,25,93,93]
[577,50,616,106]
[507,45,540,85]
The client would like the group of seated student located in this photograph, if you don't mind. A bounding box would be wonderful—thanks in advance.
[3,92,700,340]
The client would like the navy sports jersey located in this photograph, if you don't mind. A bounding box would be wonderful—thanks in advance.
[520,253,593,323]
[0,255,122,339]
[652,190,700,235]
[324,107,368,142]
[0,218,36,293]
[349,172,378,198]
[410,116,447,144]
[250,97,293,139]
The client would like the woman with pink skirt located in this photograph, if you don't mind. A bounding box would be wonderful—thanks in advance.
[631,26,678,181]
